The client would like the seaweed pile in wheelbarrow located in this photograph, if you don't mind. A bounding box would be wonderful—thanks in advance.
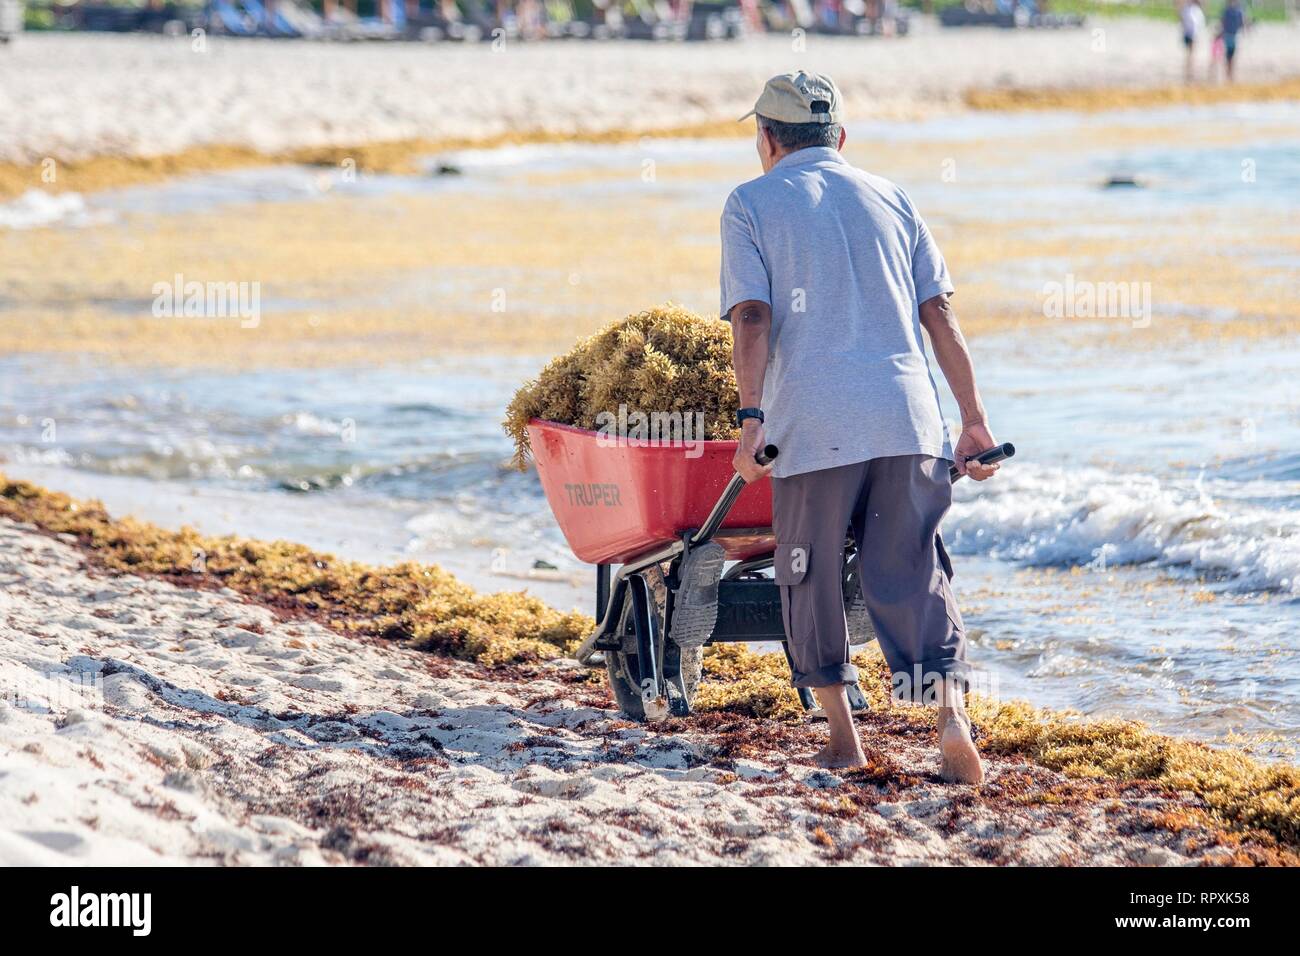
[504,304,739,469]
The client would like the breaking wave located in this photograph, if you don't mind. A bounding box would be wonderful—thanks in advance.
[0,190,103,230]
[947,464,1300,594]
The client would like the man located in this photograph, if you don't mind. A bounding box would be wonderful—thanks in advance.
[719,72,999,782]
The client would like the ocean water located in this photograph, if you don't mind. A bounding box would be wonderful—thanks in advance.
[3,102,1298,757]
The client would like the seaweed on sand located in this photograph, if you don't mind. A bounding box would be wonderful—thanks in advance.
[969,697,1300,848]
[966,76,1300,114]
[503,305,740,468]
[0,120,749,202]
[0,477,589,668]
[693,644,806,722]
[5,475,1300,852]
[688,642,1300,850]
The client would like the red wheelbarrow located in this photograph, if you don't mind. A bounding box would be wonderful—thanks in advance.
[527,419,1014,721]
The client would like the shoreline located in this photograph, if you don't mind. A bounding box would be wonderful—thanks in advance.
[4,79,1299,201]
[3,471,1299,864]
[3,23,1300,199]
[3,512,1275,866]
[0,120,751,202]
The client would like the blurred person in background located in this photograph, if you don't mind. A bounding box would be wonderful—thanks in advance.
[1180,0,1206,83]
[1218,0,1248,83]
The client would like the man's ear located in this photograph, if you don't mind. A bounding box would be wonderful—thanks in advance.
[837,127,847,151]
[757,124,777,167]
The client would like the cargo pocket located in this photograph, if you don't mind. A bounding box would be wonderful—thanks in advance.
[774,542,810,586]
[774,542,811,643]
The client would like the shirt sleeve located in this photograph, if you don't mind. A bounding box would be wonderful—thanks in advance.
[910,203,956,306]
[719,191,771,320]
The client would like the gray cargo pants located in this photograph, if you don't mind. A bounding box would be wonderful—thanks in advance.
[771,454,968,702]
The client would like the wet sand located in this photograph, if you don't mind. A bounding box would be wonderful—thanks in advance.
[3,110,1298,370]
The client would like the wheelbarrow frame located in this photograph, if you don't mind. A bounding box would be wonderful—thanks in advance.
[540,416,1014,721]
[573,462,873,718]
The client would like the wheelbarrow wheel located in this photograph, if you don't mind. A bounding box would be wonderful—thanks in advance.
[604,567,702,721]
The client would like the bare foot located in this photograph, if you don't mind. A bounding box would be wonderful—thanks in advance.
[813,742,868,770]
[938,708,984,785]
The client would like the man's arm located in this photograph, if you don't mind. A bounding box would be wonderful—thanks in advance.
[730,299,774,483]
[918,293,999,481]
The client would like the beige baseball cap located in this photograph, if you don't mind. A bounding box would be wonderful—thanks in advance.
[740,71,844,125]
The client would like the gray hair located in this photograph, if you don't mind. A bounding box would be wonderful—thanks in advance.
[758,116,841,152]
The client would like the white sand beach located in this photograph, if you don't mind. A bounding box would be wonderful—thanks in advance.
[0,515,1268,866]
[3,20,1300,164]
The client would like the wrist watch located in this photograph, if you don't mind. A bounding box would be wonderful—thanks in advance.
[736,407,764,426]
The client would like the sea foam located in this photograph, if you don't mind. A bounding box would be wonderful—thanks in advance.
[947,464,1300,594]
[0,190,102,230]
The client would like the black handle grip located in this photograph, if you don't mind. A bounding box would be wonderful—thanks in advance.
[756,444,779,467]
[950,441,1015,483]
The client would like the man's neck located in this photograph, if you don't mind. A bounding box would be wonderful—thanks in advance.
[767,145,839,173]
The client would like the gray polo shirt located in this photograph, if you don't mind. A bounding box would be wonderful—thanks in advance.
[719,146,954,479]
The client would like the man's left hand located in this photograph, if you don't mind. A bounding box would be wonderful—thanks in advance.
[954,423,1000,481]
[733,420,774,484]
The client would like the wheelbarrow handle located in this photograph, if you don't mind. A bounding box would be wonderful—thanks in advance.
[950,442,1016,483]
[691,444,779,546]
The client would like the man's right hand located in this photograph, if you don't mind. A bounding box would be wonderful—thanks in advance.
[733,420,774,484]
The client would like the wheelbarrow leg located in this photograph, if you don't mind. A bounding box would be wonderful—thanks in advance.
[662,639,692,718]
[783,644,819,711]
[783,643,871,715]
[629,574,669,720]
[595,563,611,620]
